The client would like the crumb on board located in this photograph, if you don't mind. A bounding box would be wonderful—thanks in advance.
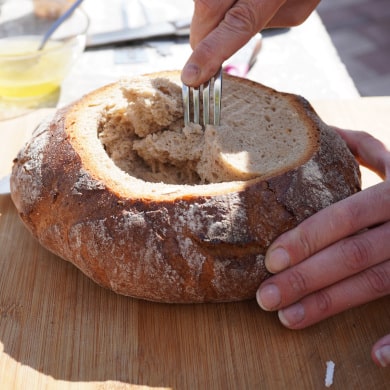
[325,360,335,387]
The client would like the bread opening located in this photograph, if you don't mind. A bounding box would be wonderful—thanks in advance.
[97,74,317,185]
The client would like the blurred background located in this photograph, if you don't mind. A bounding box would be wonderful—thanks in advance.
[317,0,390,96]
[1,0,389,112]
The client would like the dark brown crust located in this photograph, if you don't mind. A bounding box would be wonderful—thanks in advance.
[10,72,361,303]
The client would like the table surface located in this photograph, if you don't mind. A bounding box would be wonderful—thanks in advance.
[0,1,389,388]
[0,97,389,389]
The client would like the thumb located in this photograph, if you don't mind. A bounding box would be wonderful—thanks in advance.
[181,1,282,87]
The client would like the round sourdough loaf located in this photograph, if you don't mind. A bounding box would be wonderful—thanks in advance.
[10,71,361,303]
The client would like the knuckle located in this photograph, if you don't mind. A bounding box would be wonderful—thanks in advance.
[287,269,309,295]
[333,200,361,233]
[355,130,375,144]
[223,4,258,35]
[196,38,219,61]
[359,264,390,295]
[315,290,333,313]
[341,236,373,271]
[293,225,316,260]
[194,40,224,74]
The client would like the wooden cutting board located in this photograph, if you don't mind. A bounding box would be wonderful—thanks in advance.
[0,98,389,389]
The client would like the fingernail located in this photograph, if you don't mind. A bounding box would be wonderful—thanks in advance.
[375,345,390,367]
[278,303,305,327]
[181,63,201,85]
[266,247,290,273]
[256,284,281,310]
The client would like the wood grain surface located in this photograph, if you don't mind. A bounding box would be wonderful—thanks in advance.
[0,98,389,389]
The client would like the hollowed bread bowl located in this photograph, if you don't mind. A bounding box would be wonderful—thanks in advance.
[10,71,361,303]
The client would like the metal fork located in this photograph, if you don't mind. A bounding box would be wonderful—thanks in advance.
[182,68,223,127]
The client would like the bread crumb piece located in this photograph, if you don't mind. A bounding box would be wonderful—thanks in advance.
[98,74,316,185]
[325,360,335,387]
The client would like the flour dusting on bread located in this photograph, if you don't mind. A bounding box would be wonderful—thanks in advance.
[11,119,51,208]
[10,71,361,303]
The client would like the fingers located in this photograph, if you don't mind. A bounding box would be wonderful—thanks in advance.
[257,184,390,332]
[335,129,390,179]
[264,181,390,274]
[257,260,390,329]
[182,0,285,86]
[276,260,390,329]
[372,333,390,368]
[265,129,390,273]
[255,129,390,366]
[257,221,390,313]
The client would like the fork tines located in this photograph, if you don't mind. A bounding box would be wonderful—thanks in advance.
[182,68,222,127]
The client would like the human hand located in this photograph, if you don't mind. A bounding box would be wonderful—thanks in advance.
[181,0,320,86]
[256,129,390,367]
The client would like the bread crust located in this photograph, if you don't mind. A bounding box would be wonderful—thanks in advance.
[10,72,361,303]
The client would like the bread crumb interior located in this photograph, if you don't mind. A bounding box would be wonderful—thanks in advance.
[97,75,316,185]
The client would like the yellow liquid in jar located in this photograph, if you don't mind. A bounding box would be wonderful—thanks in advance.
[0,35,72,100]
